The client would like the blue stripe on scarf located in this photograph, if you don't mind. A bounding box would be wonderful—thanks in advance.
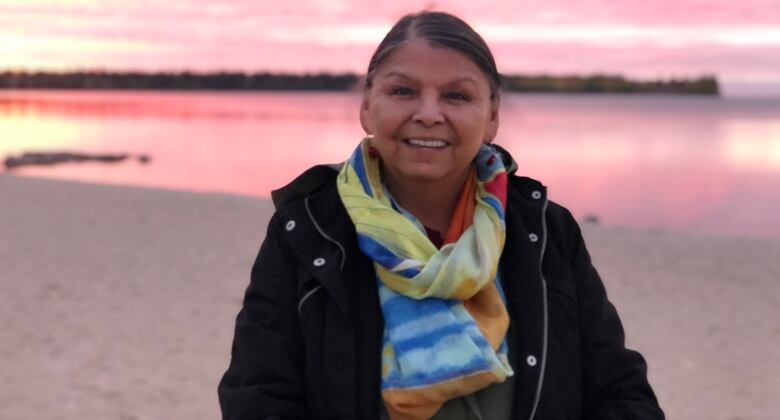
[391,323,467,354]
[351,147,373,196]
[358,236,421,277]
[380,297,445,327]
[481,195,506,220]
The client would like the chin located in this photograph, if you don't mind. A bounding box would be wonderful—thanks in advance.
[398,169,451,184]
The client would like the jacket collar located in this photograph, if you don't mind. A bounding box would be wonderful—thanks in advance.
[271,163,343,210]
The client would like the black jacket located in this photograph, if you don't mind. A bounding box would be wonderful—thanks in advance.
[218,160,664,420]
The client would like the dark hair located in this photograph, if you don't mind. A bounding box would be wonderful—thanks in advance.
[365,11,501,100]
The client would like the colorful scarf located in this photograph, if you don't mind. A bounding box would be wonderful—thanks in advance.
[336,139,514,419]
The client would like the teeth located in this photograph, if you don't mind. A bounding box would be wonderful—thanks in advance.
[406,138,448,148]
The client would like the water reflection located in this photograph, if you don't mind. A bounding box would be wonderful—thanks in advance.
[2,90,779,238]
[722,121,780,169]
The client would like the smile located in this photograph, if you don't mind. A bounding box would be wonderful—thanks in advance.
[404,138,450,148]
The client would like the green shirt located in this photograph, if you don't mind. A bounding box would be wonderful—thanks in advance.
[379,375,515,420]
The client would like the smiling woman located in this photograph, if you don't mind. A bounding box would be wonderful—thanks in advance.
[218,10,665,420]
[359,38,499,233]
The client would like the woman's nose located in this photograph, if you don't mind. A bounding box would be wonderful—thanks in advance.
[413,94,444,126]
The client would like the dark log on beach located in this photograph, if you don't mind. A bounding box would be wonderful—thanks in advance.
[3,152,150,169]
[583,214,601,224]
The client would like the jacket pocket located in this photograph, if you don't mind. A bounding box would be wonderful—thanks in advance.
[298,283,324,316]
[544,266,580,332]
[545,268,577,304]
[296,271,327,324]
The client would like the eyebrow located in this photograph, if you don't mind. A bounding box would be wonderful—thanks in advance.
[382,71,479,87]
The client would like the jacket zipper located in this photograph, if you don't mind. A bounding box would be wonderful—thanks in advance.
[528,196,550,420]
[304,197,346,270]
[295,197,347,315]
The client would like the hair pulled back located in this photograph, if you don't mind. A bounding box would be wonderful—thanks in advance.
[365,11,501,100]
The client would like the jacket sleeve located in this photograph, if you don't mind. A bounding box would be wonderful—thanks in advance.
[565,212,665,420]
[218,212,305,420]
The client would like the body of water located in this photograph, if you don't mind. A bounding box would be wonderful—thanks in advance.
[2,90,779,238]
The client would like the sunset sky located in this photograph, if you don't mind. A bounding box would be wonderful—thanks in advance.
[1,0,779,94]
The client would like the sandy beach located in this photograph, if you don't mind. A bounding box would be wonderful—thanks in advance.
[1,173,778,420]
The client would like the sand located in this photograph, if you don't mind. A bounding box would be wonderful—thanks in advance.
[1,173,778,420]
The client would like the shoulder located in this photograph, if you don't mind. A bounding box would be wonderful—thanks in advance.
[494,144,578,234]
[266,164,354,252]
[268,163,343,221]
[506,174,577,227]
[271,164,342,208]
[506,173,582,260]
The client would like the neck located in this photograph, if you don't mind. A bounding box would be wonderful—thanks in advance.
[383,168,470,234]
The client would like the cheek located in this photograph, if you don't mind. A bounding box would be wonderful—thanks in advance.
[369,133,400,160]
[455,111,491,140]
[369,98,406,127]
[451,120,481,145]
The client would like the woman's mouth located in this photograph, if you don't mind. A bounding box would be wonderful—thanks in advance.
[404,138,449,148]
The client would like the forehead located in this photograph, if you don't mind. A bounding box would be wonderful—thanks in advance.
[373,38,490,88]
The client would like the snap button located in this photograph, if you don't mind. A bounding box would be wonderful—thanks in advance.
[528,233,539,242]
[526,355,537,367]
[285,220,296,231]
[531,190,542,199]
[313,257,326,267]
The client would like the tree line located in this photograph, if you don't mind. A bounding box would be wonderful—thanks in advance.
[0,71,359,91]
[502,75,719,95]
[0,71,719,95]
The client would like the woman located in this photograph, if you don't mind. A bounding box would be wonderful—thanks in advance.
[219,11,664,420]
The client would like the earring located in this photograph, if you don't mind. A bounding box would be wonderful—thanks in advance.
[364,135,379,159]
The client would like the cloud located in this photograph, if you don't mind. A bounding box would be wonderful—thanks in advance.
[1,0,778,84]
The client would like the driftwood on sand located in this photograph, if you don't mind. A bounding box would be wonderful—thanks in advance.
[3,152,150,169]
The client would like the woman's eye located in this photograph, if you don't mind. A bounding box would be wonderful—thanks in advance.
[445,91,470,101]
[391,87,414,96]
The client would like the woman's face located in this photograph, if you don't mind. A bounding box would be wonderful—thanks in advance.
[360,38,499,187]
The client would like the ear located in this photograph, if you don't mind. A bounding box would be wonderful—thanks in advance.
[359,91,373,135]
[483,97,500,144]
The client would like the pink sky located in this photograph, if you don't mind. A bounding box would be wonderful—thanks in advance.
[1,0,779,94]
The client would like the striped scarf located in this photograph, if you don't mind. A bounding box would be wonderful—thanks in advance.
[336,139,514,419]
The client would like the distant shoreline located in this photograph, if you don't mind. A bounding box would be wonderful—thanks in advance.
[0,71,720,95]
